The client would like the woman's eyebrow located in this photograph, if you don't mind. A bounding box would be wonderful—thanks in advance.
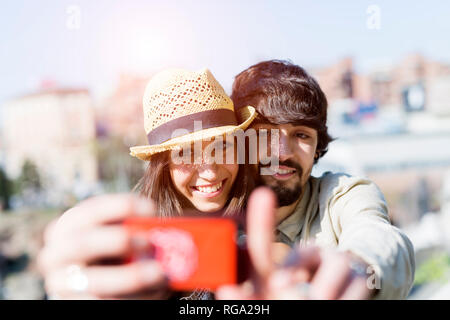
[255,126,274,131]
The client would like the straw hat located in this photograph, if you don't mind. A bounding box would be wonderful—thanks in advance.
[130,68,257,160]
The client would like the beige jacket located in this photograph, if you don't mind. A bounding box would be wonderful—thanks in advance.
[276,172,415,300]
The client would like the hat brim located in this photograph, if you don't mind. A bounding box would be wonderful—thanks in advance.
[130,106,257,161]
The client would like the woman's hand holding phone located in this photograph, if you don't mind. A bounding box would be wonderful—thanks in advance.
[37,194,170,299]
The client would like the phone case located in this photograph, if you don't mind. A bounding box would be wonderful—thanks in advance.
[124,217,241,291]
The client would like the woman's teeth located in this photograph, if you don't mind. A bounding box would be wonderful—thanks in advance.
[195,181,223,193]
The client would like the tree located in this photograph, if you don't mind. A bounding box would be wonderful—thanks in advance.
[15,159,42,194]
[0,166,12,210]
[94,136,145,192]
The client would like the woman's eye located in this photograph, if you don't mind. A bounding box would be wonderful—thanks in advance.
[213,141,232,151]
[224,142,234,149]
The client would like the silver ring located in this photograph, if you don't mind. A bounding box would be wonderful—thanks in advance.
[65,264,89,293]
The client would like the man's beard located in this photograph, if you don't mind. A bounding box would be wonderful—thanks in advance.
[258,160,303,207]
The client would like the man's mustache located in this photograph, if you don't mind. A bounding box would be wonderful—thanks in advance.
[259,159,303,176]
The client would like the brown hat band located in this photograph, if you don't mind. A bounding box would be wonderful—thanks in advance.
[147,109,238,145]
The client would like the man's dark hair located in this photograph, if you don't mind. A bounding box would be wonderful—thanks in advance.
[231,59,333,163]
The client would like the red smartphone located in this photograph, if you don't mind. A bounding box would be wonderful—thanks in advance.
[123,216,250,292]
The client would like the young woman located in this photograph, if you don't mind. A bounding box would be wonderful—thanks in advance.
[37,68,258,299]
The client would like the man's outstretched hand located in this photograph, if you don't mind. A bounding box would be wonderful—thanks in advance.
[216,187,374,300]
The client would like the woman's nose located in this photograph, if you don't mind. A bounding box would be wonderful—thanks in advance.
[196,163,220,180]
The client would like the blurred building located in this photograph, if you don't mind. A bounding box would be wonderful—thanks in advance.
[314,57,355,102]
[371,54,450,111]
[0,88,98,206]
[313,54,450,226]
[314,54,450,141]
[314,132,450,226]
[96,74,149,146]
[315,54,450,112]
[93,74,150,191]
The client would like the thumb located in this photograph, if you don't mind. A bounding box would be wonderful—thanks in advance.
[246,187,278,283]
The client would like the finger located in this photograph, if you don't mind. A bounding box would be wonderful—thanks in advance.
[55,194,156,233]
[215,283,254,300]
[43,219,59,245]
[270,284,310,300]
[49,286,170,300]
[267,269,293,291]
[267,270,311,300]
[246,187,277,284]
[283,245,322,270]
[339,276,372,300]
[37,219,61,275]
[38,226,134,272]
[88,261,168,298]
[271,242,292,266]
[46,261,168,298]
[74,194,157,226]
[308,250,352,300]
[278,245,322,284]
[117,290,172,300]
[48,291,100,300]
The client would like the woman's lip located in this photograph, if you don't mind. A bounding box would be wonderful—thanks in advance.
[190,179,226,198]
[191,179,225,188]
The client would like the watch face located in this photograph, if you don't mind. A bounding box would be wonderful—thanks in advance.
[406,84,425,111]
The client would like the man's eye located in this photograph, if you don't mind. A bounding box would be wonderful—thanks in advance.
[257,129,270,135]
[295,133,309,139]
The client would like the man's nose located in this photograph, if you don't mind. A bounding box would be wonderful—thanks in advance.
[278,133,294,162]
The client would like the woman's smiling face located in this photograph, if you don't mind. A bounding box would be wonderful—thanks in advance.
[169,138,239,213]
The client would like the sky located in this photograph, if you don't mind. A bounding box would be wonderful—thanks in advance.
[1,0,450,105]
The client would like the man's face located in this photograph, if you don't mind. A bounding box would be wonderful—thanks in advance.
[252,123,318,207]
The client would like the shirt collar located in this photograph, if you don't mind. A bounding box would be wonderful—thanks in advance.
[276,179,311,244]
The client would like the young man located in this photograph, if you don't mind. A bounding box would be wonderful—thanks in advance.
[223,60,415,299]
